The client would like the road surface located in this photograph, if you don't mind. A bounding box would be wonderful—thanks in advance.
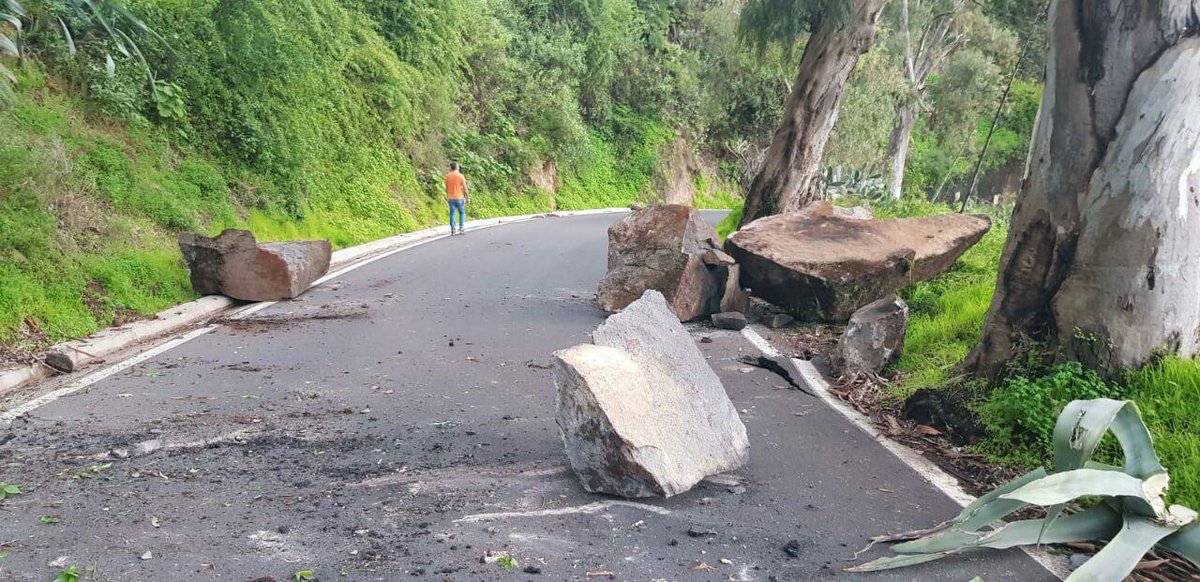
[0,212,1053,581]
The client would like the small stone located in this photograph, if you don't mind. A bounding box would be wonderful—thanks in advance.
[1068,553,1091,571]
[700,336,713,344]
[140,551,153,561]
[132,439,163,457]
[711,312,747,331]
[668,539,679,546]
[727,485,747,495]
[522,565,542,574]
[687,526,718,538]
[783,540,804,558]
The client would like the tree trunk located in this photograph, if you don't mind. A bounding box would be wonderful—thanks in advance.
[738,0,888,227]
[966,1,1200,380]
[885,102,919,200]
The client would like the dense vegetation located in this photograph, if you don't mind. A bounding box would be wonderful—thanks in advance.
[0,0,1031,356]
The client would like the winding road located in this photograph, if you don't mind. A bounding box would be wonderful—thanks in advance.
[0,212,1053,581]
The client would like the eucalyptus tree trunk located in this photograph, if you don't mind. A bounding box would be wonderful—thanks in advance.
[885,102,919,199]
[738,0,888,227]
[884,0,966,200]
[966,1,1200,379]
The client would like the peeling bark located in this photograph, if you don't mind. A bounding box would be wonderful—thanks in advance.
[886,102,920,199]
[967,0,1200,379]
[738,0,888,227]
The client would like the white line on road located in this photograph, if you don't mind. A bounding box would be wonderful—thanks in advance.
[2,209,636,424]
[0,325,219,424]
[455,500,671,523]
[740,325,1067,579]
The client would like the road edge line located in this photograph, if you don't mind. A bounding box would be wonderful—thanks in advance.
[739,325,1068,580]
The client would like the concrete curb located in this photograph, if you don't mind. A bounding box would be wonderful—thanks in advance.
[0,207,631,399]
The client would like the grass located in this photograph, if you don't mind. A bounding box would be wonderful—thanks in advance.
[1124,359,1200,508]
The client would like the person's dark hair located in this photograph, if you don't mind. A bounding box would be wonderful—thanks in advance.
[450,162,460,171]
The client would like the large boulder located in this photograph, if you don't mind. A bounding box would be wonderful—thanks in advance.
[726,202,989,321]
[179,229,331,302]
[831,295,909,377]
[553,290,749,498]
[597,205,744,321]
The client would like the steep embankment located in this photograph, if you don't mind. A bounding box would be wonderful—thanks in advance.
[0,0,744,359]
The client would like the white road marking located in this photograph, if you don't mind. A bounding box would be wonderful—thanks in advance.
[455,500,671,523]
[0,325,218,424]
[2,209,636,422]
[739,325,1068,579]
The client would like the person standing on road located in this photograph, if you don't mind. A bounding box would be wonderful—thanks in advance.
[445,162,469,235]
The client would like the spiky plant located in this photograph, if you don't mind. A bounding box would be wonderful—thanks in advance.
[1,0,22,87]
[851,399,1200,581]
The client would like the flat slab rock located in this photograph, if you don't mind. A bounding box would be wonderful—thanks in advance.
[597,205,743,321]
[726,202,989,321]
[553,290,749,498]
[179,229,331,302]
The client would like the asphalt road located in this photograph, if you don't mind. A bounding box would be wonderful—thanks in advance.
[0,212,1053,581]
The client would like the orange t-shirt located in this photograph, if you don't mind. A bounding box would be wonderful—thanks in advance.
[445,171,467,200]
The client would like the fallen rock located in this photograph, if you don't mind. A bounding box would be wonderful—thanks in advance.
[597,205,745,321]
[831,295,908,377]
[43,351,75,373]
[711,312,747,331]
[553,291,749,498]
[179,229,331,302]
[726,202,989,321]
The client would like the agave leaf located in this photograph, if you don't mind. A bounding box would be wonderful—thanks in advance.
[4,0,23,17]
[1,12,20,31]
[108,0,166,44]
[0,60,14,83]
[845,551,950,572]
[1108,401,1165,479]
[892,469,1049,554]
[974,505,1122,550]
[58,18,76,56]
[1044,400,1165,535]
[1159,523,1200,570]
[892,529,986,555]
[1000,469,1152,508]
[0,31,15,56]
[104,53,115,76]
[1068,515,1184,582]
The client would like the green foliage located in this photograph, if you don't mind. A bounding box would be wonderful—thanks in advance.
[497,555,517,570]
[0,481,20,501]
[1124,358,1200,508]
[54,566,81,582]
[976,363,1123,466]
[715,204,742,240]
[292,570,315,582]
[738,0,847,55]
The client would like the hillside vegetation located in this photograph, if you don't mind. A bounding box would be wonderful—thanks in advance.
[0,0,1034,362]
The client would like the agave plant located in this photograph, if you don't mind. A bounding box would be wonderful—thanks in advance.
[1,0,22,85]
[821,165,886,200]
[851,399,1200,581]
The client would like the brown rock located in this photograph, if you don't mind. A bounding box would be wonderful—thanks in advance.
[597,205,744,321]
[179,229,331,302]
[726,203,989,321]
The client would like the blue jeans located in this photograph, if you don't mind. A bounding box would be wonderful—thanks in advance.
[448,198,466,231]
